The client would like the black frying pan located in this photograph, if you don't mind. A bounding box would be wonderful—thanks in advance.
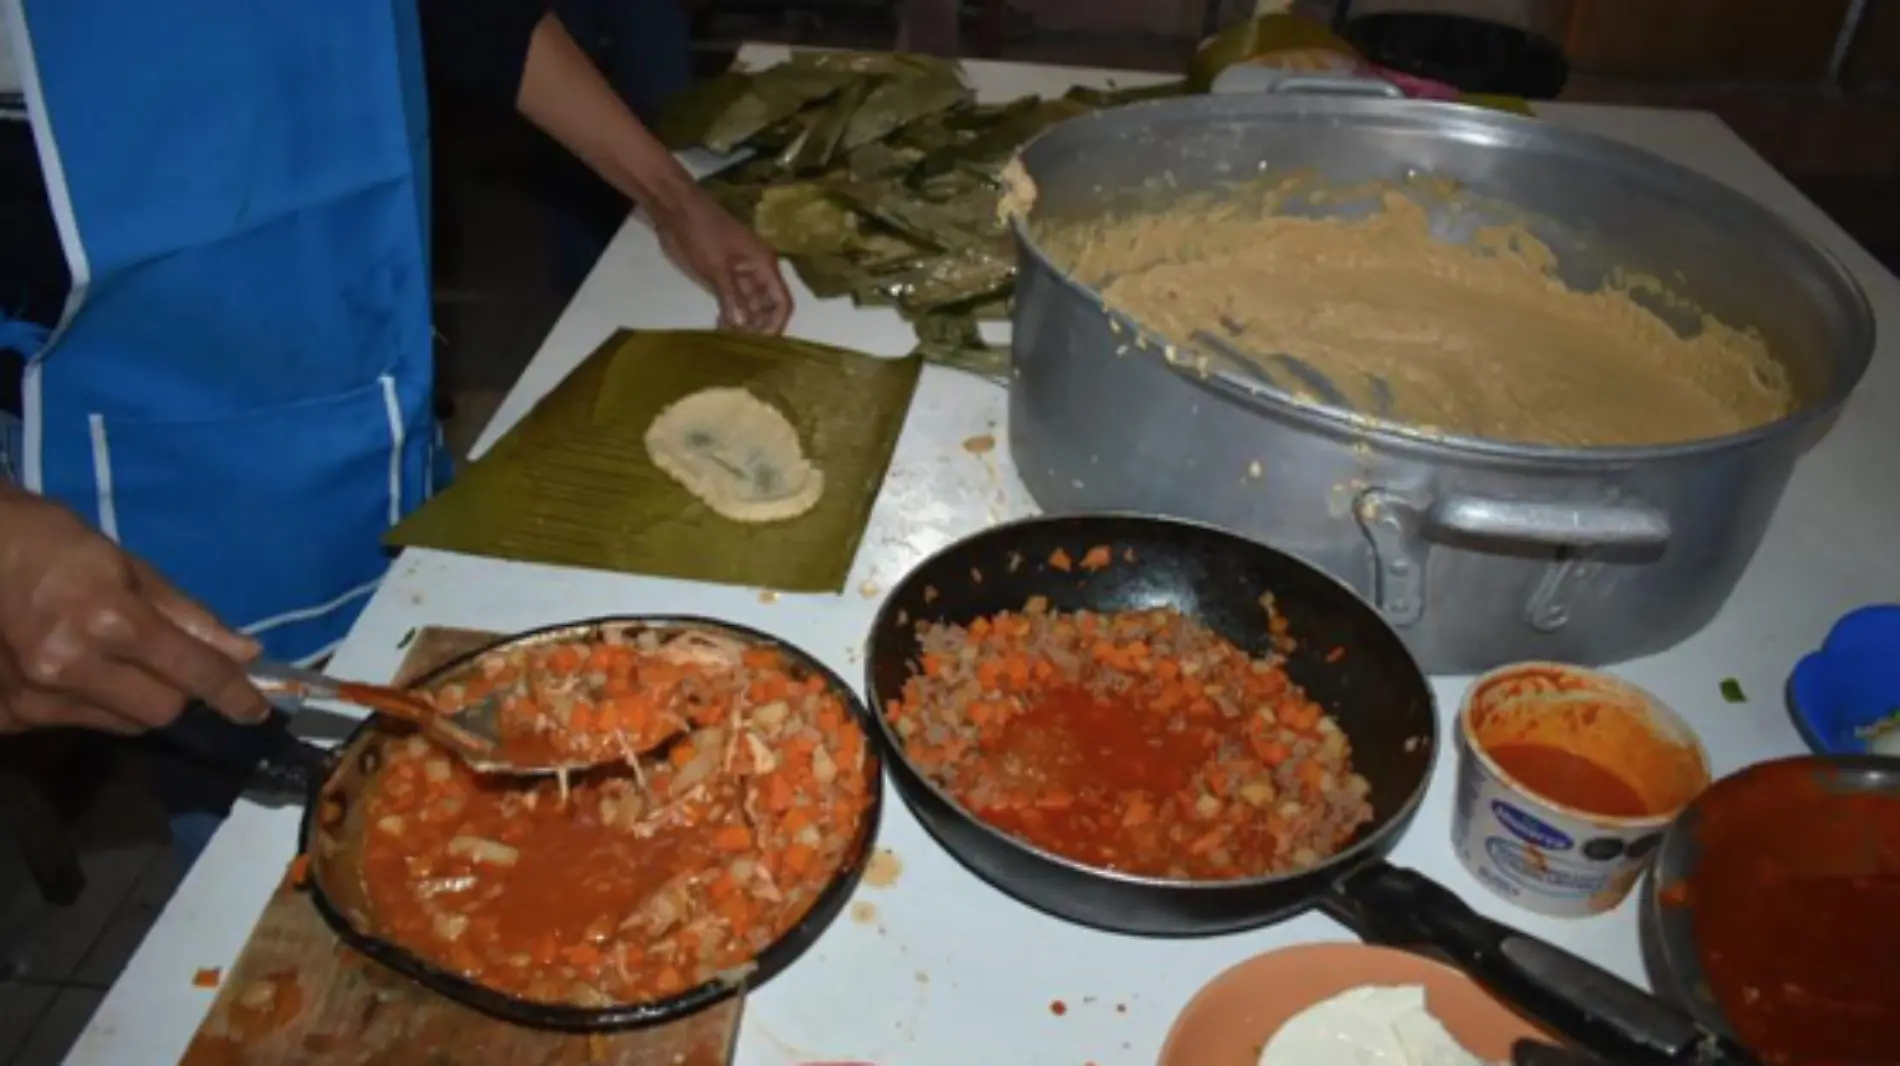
[175,616,883,1033]
[865,514,1752,1064]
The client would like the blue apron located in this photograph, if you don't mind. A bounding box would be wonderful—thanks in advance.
[8,0,446,664]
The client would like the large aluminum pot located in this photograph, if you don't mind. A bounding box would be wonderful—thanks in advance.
[1007,94,1874,674]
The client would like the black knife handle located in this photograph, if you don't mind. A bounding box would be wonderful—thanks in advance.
[1328,863,1710,1063]
[1513,1040,1621,1066]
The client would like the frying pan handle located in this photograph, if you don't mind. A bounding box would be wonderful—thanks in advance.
[1511,1040,1621,1066]
[1329,864,1719,1063]
[246,731,335,802]
[162,702,335,803]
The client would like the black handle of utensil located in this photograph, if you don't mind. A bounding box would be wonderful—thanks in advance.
[161,702,334,803]
[246,730,334,802]
[1514,1040,1624,1066]
[1327,863,1726,1064]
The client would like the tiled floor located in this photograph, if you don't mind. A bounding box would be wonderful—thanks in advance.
[0,746,182,1066]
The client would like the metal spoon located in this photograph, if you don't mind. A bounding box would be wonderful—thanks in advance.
[246,659,686,779]
[248,657,502,764]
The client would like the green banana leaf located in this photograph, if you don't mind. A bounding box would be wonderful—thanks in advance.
[831,182,1001,252]
[753,183,859,257]
[1063,79,1191,108]
[656,71,754,149]
[912,313,1008,382]
[893,243,1016,313]
[790,254,869,299]
[387,330,922,592]
[845,141,924,181]
[778,79,874,174]
[843,67,973,150]
[703,66,855,153]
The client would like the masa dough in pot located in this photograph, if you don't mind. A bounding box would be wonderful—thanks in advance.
[645,387,825,523]
[1041,187,1795,448]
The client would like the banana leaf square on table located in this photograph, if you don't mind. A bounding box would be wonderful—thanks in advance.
[386,329,923,593]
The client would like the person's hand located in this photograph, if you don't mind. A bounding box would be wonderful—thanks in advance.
[652,189,795,334]
[510,12,794,332]
[0,489,266,734]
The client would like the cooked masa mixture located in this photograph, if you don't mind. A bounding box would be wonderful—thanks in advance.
[1040,187,1794,447]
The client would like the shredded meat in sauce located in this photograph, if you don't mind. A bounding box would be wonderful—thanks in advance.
[361,629,873,1007]
[887,599,1373,879]
[440,631,759,767]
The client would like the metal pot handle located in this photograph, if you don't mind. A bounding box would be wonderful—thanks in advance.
[1258,73,1407,99]
[1358,488,1671,629]
[1431,494,1672,549]
[1210,67,1408,99]
[1198,366,1671,552]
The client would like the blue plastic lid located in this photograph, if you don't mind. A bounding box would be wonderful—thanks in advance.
[1788,604,1900,755]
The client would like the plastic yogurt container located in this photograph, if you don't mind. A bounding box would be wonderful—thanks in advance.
[1452,662,1710,918]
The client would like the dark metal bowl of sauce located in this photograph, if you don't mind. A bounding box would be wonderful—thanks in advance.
[1644,754,1900,1065]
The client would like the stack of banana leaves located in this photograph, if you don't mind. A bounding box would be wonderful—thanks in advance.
[658,51,1185,380]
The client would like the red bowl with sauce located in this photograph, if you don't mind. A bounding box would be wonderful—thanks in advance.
[1451,663,1709,918]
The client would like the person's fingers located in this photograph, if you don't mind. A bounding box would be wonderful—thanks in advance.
[727,267,762,332]
[58,705,145,734]
[715,261,754,332]
[734,265,768,305]
[48,654,191,729]
[117,605,268,723]
[736,253,793,335]
[757,261,793,334]
[1,689,147,735]
[132,559,260,663]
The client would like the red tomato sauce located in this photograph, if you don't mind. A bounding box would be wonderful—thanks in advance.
[1679,761,1900,1065]
[890,605,1377,881]
[356,633,874,1008]
[1485,741,1650,818]
[975,685,1214,869]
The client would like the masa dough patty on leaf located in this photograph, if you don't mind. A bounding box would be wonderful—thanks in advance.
[644,386,826,523]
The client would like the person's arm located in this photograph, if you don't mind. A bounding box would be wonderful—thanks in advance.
[512,14,695,236]
[0,483,264,734]
[513,13,792,332]
[415,0,792,333]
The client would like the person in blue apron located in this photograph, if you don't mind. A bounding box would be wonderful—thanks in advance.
[0,0,790,863]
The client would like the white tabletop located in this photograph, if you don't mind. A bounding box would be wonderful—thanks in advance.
[68,50,1900,1066]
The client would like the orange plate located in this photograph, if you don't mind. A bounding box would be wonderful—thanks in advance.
[1159,943,1546,1066]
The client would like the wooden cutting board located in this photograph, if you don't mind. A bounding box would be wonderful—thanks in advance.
[178,627,743,1066]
